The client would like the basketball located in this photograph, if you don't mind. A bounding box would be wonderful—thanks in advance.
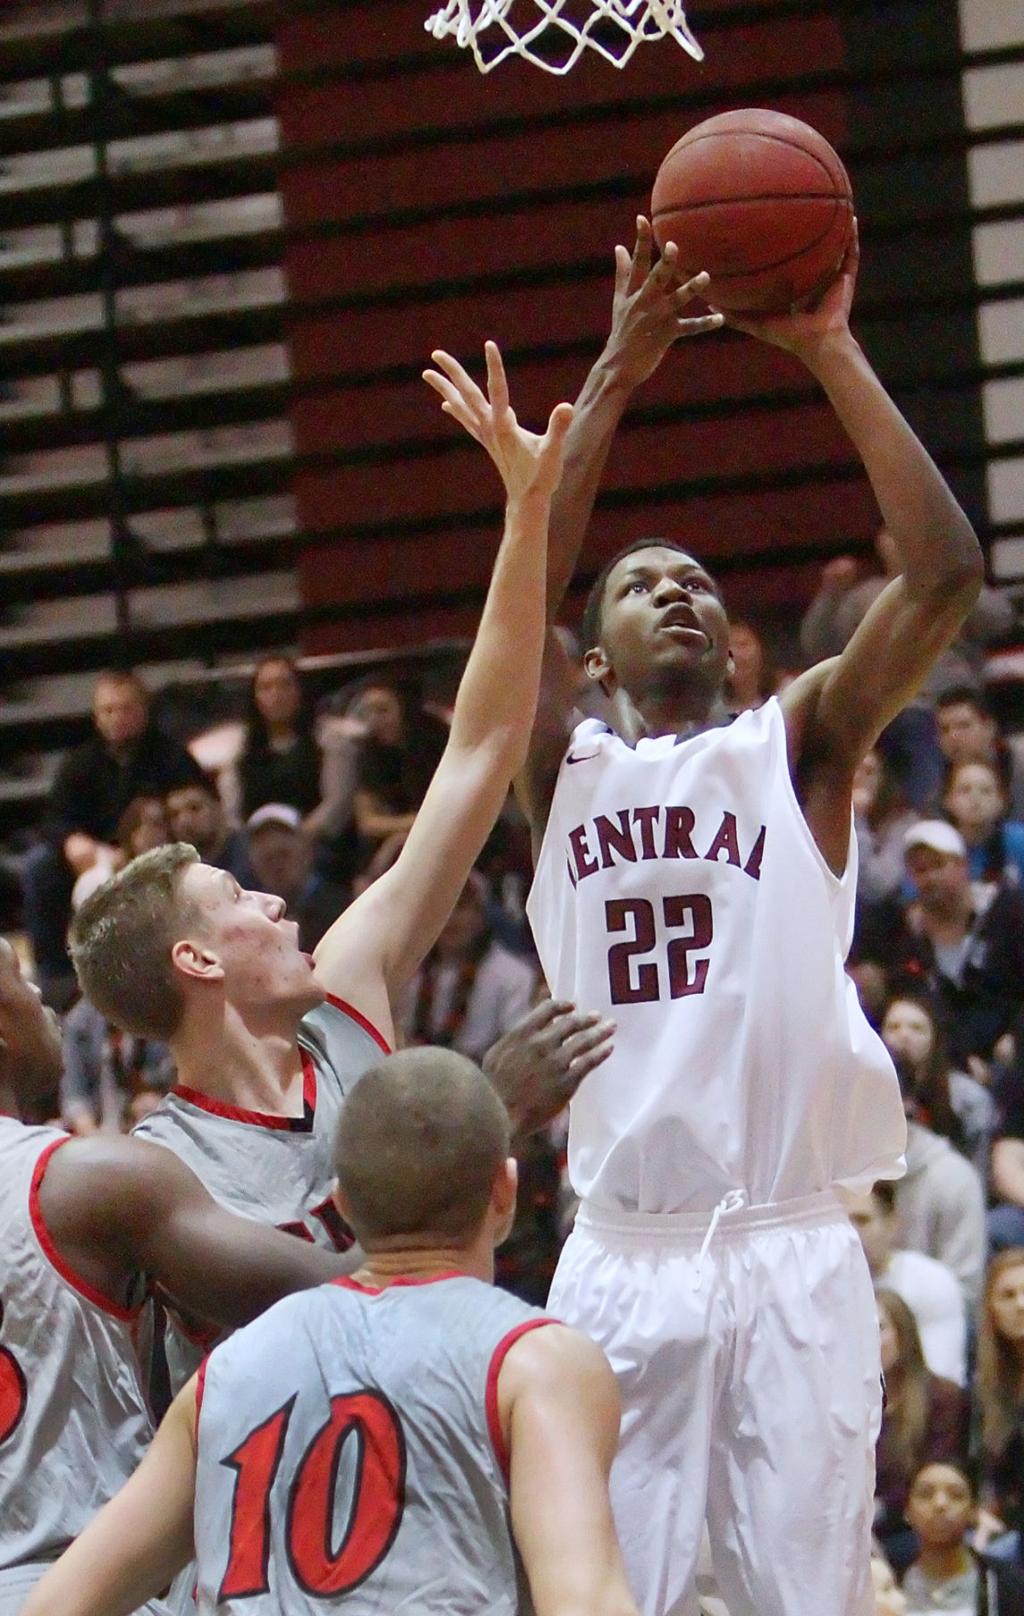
[651,109,854,314]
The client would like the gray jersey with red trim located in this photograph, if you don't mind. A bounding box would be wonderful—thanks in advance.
[194,1275,548,1615]
[133,998,387,1392]
[0,1122,156,1583]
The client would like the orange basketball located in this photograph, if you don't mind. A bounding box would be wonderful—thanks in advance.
[651,108,854,314]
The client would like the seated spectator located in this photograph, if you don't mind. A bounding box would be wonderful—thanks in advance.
[398,874,536,1065]
[936,686,1024,822]
[854,748,920,903]
[343,677,449,863]
[725,618,776,713]
[220,657,323,827]
[22,669,203,1005]
[874,1291,970,1575]
[61,996,174,1135]
[902,1462,980,1612]
[117,795,169,861]
[991,1047,1024,1253]
[800,529,1014,806]
[976,1250,1024,1544]
[943,759,1024,891]
[894,1056,988,1307]
[848,1183,967,1383]
[881,991,994,1179]
[165,776,250,882]
[854,821,1024,1069]
[244,804,349,952]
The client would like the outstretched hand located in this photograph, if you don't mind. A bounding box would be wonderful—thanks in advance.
[602,215,725,391]
[717,218,860,367]
[423,340,574,505]
[482,997,615,1140]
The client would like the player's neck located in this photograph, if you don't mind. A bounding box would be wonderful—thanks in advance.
[353,1243,492,1288]
[0,1080,20,1119]
[633,687,726,740]
[173,1010,306,1116]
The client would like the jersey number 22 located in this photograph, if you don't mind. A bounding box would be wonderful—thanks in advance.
[606,895,713,1003]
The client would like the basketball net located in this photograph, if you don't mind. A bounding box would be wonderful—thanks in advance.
[424,0,703,74]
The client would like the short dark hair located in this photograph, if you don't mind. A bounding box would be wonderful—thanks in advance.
[165,771,220,805]
[579,538,713,652]
[334,1048,510,1246]
[935,685,992,716]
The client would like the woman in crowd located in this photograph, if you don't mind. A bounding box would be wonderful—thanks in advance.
[116,795,168,861]
[976,1249,1024,1548]
[854,747,920,903]
[881,991,994,1179]
[943,758,1024,891]
[724,618,777,713]
[224,656,323,825]
[344,677,449,861]
[874,1289,971,1574]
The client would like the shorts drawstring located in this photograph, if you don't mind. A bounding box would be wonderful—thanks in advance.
[693,1189,746,1288]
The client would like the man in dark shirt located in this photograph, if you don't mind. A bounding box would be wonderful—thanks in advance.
[853,819,1024,1067]
[23,670,203,1004]
[164,776,251,883]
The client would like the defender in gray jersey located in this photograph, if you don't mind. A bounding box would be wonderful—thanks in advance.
[24,1050,640,1616]
[0,943,371,1616]
[67,347,612,1393]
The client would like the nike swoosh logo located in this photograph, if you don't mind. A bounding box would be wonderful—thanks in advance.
[565,752,597,765]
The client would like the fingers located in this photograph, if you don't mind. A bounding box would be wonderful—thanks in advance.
[673,268,710,304]
[483,338,509,418]
[425,348,488,411]
[512,997,577,1037]
[676,312,725,338]
[559,1018,616,1070]
[541,400,574,447]
[627,214,654,294]
[535,1007,614,1059]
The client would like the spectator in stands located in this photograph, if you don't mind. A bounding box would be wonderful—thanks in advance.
[725,618,776,713]
[893,1054,988,1308]
[976,1250,1024,1546]
[800,529,1015,806]
[935,686,1024,821]
[880,991,993,1179]
[399,873,536,1065]
[854,747,920,903]
[165,776,250,882]
[117,795,169,861]
[61,1002,174,1136]
[221,657,322,827]
[22,669,203,1006]
[873,1291,970,1575]
[943,759,1024,890]
[343,677,449,865]
[848,1182,967,1383]
[905,1462,1024,1614]
[991,1046,1024,1253]
[854,821,1024,1069]
[244,803,348,952]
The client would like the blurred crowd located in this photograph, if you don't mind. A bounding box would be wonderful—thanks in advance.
[5,529,1024,1612]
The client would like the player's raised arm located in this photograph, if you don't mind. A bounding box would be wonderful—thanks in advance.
[21,1378,199,1616]
[312,342,573,1039]
[500,1323,640,1616]
[39,1133,356,1325]
[725,227,983,871]
[517,222,723,836]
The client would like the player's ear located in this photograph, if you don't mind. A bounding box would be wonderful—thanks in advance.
[332,1178,353,1226]
[170,937,223,983]
[583,644,616,694]
[492,1156,518,1246]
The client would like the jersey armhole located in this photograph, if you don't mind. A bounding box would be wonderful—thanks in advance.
[321,993,392,1055]
[195,1355,210,1443]
[485,1317,557,1485]
[29,1137,141,1323]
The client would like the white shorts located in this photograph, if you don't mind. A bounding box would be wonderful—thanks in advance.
[0,1561,172,1615]
[549,1190,881,1616]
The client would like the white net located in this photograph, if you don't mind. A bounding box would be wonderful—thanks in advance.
[424,0,703,75]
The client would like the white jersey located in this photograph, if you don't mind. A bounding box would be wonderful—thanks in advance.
[0,1122,153,1572]
[526,703,906,1213]
[193,1275,551,1615]
[134,995,388,1389]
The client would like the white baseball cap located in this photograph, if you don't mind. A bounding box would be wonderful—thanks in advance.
[902,819,967,859]
[246,802,301,834]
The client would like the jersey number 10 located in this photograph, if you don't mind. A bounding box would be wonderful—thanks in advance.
[605,895,713,1004]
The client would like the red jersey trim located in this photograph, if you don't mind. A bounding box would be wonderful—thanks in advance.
[195,1355,210,1442]
[171,1048,317,1133]
[29,1138,141,1323]
[331,1270,466,1295]
[486,1319,557,1485]
[322,993,391,1055]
